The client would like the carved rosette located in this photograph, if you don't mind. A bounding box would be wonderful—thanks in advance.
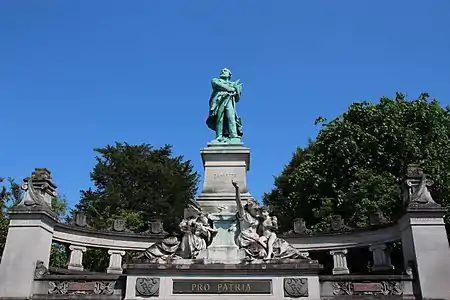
[332,281,354,295]
[284,278,308,297]
[135,277,160,297]
[380,281,403,295]
[94,281,116,295]
[48,281,69,294]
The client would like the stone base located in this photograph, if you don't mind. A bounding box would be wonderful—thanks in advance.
[196,145,253,214]
[124,261,321,299]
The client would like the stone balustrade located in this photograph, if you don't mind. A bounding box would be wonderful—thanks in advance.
[51,217,401,276]
[281,223,400,250]
[53,223,161,250]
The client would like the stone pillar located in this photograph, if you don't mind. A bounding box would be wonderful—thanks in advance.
[330,249,349,275]
[398,164,450,299]
[196,145,253,214]
[0,169,58,298]
[107,249,126,274]
[67,245,86,271]
[369,243,393,271]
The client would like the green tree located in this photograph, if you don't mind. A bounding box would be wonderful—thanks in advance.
[0,177,21,253]
[264,93,450,233]
[48,195,69,268]
[74,142,199,271]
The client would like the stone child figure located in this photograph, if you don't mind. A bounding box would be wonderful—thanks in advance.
[206,68,243,144]
[258,206,278,260]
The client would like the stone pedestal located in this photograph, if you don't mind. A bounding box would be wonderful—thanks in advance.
[124,260,321,299]
[369,243,394,272]
[197,145,253,214]
[198,213,245,263]
[399,206,450,299]
[0,207,57,299]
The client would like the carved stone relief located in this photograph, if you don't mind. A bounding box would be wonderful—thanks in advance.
[34,260,49,279]
[48,281,115,295]
[283,278,308,297]
[332,281,403,296]
[327,215,353,232]
[135,277,160,297]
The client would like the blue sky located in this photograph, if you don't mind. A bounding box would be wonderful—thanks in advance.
[1,1,450,209]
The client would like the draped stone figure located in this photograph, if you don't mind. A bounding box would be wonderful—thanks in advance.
[138,214,217,262]
[232,180,308,260]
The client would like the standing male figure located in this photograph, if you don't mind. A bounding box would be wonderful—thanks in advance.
[206,68,243,143]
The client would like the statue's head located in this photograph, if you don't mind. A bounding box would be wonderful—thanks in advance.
[259,206,270,217]
[219,68,232,80]
[197,215,209,225]
[244,201,259,218]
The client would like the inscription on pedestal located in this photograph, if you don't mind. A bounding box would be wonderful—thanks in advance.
[213,172,237,180]
[172,279,271,294]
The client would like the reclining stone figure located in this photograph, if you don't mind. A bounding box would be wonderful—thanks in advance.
[138,214,217,263]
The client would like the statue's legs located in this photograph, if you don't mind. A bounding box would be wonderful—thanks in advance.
[215,110,224,140]
[224,101,238,138]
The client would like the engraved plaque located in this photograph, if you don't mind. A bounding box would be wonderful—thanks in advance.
[353,282,382,293]
[67,282,95,292]
[172,279,271,294]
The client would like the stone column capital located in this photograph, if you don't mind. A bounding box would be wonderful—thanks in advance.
[330,249,348,255]
[369,243,387,251]
[69,245,87,252]
[108,249,125,256]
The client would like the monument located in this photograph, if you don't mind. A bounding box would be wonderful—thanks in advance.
[1,68,447,299]
[123,68,321,299]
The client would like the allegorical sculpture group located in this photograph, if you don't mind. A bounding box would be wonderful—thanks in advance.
[139,68,306,262]
[140,180,307,262]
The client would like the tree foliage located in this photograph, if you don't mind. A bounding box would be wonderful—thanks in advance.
[0,177,21,253]
[264,93,450,232]
[74,142,199,271]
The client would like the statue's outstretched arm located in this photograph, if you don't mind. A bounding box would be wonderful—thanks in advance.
[232,180,244,216]
[212,78,235,92]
